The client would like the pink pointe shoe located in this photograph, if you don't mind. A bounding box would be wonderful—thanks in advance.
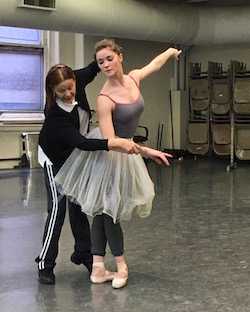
[90,263,115,284]
[112,267,128,289]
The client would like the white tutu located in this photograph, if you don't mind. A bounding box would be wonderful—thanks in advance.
[55,127,155,223]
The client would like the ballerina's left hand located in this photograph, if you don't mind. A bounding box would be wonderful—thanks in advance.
[139,146,173,166]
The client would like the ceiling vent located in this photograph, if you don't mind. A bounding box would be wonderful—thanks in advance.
[18,0,56,11]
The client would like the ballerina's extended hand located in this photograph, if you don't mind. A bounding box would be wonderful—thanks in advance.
[138,146,173,166]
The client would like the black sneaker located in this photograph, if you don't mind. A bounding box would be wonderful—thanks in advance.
[38,268,55,285]
[71,252,93,274]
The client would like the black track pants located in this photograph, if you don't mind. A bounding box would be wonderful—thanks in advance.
[35,162,91,270]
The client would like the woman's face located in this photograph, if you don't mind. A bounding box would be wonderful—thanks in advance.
[53,78,76,104]
[96,47,123,76]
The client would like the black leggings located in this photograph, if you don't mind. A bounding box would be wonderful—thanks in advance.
[91,214,124,257]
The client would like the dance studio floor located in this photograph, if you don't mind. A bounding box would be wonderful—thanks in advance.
[1,157,250,312]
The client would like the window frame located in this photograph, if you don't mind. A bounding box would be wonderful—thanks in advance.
[0,27,45,113]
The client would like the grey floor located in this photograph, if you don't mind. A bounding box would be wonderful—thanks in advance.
[1,157,250,312]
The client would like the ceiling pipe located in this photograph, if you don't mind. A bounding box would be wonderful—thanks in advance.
[0,0,250,45]
[191,5,250,45]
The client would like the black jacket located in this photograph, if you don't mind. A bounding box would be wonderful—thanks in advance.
[39,61,108,170]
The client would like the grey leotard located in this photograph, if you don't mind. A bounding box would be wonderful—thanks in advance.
[99,77,145,138]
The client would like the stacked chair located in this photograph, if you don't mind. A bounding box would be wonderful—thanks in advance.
[187,63,210,155]
[209,62,231,156]
[187,60,250,164]
[231,61,250,160]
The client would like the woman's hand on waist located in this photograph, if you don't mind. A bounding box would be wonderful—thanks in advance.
[108,138,141,154]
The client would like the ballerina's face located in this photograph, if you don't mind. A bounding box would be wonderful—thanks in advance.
[96,47,123,77]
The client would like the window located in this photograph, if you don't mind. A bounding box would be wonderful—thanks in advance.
[0,26,44,112]
[19,0,56,10]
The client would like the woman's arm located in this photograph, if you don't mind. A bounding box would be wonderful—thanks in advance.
[129,47,182,83]
[74,61,100,87]
[97,95,115,139]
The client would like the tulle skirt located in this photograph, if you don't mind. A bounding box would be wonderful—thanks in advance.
[55,127,155,223]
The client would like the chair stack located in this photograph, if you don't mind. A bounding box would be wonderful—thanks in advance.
[209,62,231,156]
[231,61,250,160]
[187,63,210,155]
